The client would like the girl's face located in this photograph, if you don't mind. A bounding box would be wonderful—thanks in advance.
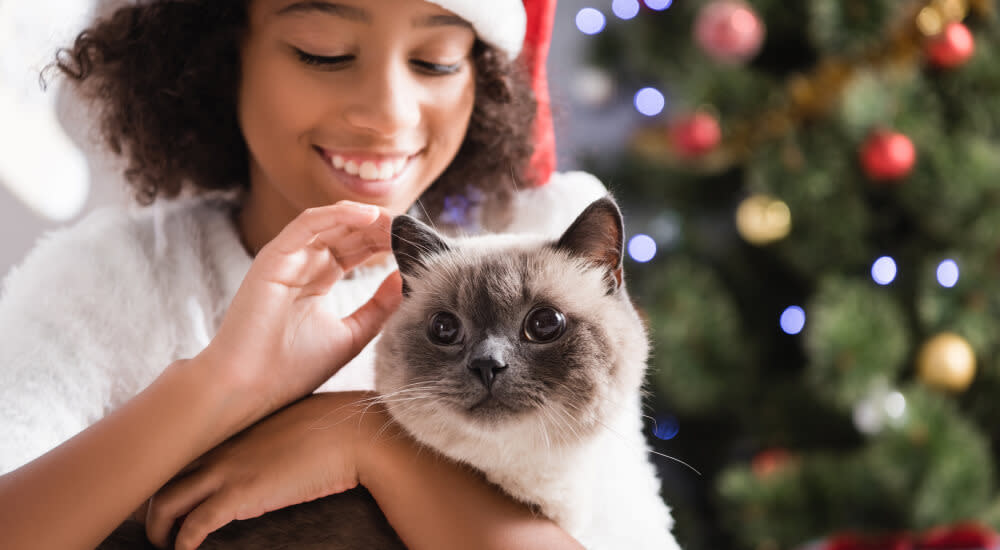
[238,0,477,220]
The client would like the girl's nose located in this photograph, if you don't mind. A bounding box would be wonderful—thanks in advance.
[342,61,421,137]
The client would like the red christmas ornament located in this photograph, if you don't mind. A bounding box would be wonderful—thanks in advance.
[670,112,721,157]
[918,522,999,549]
[751,448,792,478]
[824,533,913,550]
[925,22,976,69]
[859,130,916,182]
[693,1,766,64]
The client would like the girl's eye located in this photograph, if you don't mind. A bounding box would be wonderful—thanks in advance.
[411,60,463,75]
[294,48,352,68]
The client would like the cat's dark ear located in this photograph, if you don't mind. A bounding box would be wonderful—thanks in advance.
[555,196,625,294]
[391,215,450,294]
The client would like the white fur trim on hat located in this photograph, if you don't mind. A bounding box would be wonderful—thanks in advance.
[426,0,526,59]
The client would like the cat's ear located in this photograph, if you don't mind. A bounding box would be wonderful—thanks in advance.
[555,196,625,294]
[391,215,450,293]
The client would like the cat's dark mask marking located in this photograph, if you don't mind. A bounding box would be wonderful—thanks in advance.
[553,196,624,295]
[391,215,450,296]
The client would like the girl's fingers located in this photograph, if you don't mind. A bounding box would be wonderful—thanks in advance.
[266,201,382,256]
[316,214,393,273]
[171,490,241,550]
[341,271,404,358]
[145,472,220,548]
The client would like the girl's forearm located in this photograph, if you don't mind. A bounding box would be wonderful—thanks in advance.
[0,357,250,550]
[360,426,585,550]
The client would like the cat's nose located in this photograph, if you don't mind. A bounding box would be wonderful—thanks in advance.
[468,358,507,389]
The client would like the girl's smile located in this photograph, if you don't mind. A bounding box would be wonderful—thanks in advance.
[313,146,420,199]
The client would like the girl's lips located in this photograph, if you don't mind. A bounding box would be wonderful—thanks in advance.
[315,147,417,198]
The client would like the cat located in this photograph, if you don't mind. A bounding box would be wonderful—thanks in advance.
[98,195,679,549]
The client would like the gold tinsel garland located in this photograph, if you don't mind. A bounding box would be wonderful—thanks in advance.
[632,0,995,170]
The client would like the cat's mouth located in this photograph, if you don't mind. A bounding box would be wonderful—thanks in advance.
[467,394,521,417]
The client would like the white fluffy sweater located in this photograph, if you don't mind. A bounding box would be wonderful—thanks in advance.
[0,171,609,474]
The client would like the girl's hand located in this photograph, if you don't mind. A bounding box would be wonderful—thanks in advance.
[144,391,391,550]
[200,201,402,424]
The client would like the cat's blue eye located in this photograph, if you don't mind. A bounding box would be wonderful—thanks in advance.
[428,311,463,346]
[523,307,566,343]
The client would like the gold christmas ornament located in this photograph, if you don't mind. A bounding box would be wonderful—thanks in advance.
[735,195,792,245]
[917,6,946,36]
[917,332,977,392]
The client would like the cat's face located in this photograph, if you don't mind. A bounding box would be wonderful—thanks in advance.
[375,197,649,447]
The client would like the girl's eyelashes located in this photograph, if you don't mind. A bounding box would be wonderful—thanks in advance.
[294,48,352,68]
[411,60,464,76]
[293,47,463,76]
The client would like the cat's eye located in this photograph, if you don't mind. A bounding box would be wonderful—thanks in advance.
[427,312,463,346]
[523,307,566,343]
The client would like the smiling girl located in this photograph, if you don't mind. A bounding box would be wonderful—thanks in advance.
[0,1,608,548]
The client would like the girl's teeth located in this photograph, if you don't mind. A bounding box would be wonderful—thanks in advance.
[359,161,380,180]
[328,154,409,180]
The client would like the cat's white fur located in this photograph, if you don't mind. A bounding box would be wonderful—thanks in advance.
[376,232,680,550]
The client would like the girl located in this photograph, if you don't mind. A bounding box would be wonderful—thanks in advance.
[0,0,608,548]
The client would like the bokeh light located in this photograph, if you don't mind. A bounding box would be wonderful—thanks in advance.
[936,259,960,288]
[653,414,680,440]
[871,256,897,285]
[644,0,674,10]
[628,234,657,263]
[612,0,641,19]
[575,8,606,35]
[885,391,906,420]
[780,306,806,335]
[634,87,665,116]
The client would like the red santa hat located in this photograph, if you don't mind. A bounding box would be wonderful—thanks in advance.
[426,0,558,187]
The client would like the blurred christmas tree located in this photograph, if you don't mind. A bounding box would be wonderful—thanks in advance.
[577,0,1000,548]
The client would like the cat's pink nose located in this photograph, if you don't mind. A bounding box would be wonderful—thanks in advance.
[469,358,508,389]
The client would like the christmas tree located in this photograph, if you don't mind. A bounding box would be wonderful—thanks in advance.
[578,0,1000,548]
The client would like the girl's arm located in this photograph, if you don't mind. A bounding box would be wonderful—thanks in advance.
[362,416,586,550]
[143,392,584,550]
[0,357,253,550]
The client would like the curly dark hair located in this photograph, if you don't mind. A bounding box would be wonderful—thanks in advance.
[50,1,537,227]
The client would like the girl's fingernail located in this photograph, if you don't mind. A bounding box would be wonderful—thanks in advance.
[342,201,379,215]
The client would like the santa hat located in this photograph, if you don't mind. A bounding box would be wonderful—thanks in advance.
[427,0,557,187]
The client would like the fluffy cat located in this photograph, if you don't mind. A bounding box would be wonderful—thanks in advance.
[98,196,679,549]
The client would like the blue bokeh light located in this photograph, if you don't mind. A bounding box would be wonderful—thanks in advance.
[936,259,960,288]
[628,234,657,263]
[575,8,606,35]
[780,306,806,335]
[612,0,641,19]
[871,256,898,286]
[634,87,665,116]
[653,414,680,440]
[644,0,674,10]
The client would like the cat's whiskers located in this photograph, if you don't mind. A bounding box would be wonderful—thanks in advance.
[550,403,584,446]
[535,405,555,453]
[592,416,702,477]
[508,164,522,193]
[412,199,439,232]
